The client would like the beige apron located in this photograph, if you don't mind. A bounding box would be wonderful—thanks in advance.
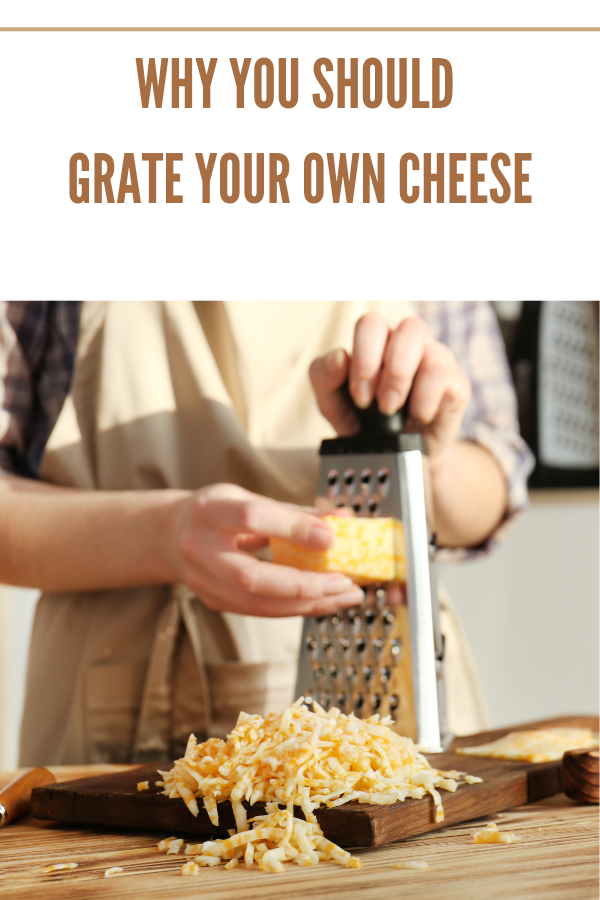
[19,301,488,766]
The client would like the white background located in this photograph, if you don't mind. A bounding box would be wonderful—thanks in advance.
[0,29,598,299]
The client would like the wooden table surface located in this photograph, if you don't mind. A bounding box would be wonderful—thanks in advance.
[0,765,598,900]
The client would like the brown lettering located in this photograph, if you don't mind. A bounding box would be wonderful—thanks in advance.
[142,153,163,203]
[387,58,407,109]
[470,153,487,203]
[399,153,419,203]
[195,152,217,202]
[171,58,193,109]
[304,153,324,203]
[313,58,334,109]
[94,153,115,203]
[244,153,265,203]
[515,153,532,203]
[327,153,360,202]
[412,59,429,108]
[490,153,511,203]
[220,153,240,203]
[166,153,183,203]
[279,58,299,109]
[363,153,385,203]
[424,153,445,203]
[117,153,141,203]
[269,154,290,203]
[136,58,169,108]
[449,153,466,203]
[363,58,383,109]
[195,58,218,108]
[230,58,251,108]
[69,153,89,203]
[337,57,359,108]
[432,58,453,108]
[254,58,275,109]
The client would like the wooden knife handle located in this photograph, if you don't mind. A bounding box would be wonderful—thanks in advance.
[562,749,599,804]
[0,767,56,826]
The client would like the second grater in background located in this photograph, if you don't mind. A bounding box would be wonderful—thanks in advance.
[295,395,450,752]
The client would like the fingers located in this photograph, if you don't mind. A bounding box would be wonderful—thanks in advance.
[349,313,391,408]
[309,349,357,436]
[376,317,431,415]
[197,489,335,550]
[198,584,364,619]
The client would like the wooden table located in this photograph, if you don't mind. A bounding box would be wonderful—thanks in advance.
[0,766,597,900]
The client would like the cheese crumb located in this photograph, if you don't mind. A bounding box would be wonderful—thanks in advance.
[104,867,124,877]
[137,781,149,791]
[180,861,200,875]
[464,775,484,784]
[44,863,78,873]
[472,823,521,844]
[393,860,430,870]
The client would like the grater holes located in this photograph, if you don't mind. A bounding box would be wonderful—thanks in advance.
[379,666,391,685]
[336,693,347,711]
[370,694,382,712]
[306,634,319,651]
[355,637,366,654]
[343,468,355,488]
[313,666,325,680]
[327,469,339,487]
[390,639,402,660]
[363,665,373,682]
[329,665,340,680]
[351,497,363,513]
[320,692,331,708]
[346,665,357,681]
[388,694,399,711]
[372,638,384,656]
[383,609,395,628]
[367,495,380,514]
[354,694,364,710]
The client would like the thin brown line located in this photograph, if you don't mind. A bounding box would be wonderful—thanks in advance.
[0,26,598,32]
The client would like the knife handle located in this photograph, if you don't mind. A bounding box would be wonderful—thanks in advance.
[0,767,56,826]
[562,749,599,804]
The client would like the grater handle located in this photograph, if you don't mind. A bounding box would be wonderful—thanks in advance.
[342,382,408,436]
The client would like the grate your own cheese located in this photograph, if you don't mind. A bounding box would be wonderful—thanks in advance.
[157,698,475,874]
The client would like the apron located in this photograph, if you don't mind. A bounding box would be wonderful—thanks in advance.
[19,301,489,766]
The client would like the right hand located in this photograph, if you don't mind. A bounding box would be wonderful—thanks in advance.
[168,483,364,617]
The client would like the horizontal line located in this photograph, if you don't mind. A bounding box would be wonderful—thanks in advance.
[0,26,598,32]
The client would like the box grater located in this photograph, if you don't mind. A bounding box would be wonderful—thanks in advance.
[295,394,450,751]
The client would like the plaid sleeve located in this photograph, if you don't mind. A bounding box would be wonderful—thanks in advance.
[416,301,535,560]
[0,302,81,478]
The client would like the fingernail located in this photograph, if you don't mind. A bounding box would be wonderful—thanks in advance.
[323,575,355,594]
[354,380,372,409]
[309,526,333,549]
[336,587,366,605]
[325,348,344,374]
[379,389,402,416]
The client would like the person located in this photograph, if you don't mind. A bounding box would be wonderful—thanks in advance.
[0,301,533,765]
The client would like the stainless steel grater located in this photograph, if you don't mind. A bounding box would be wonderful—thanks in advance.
[295,396,450,751]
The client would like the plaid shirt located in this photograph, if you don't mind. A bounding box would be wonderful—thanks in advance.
[0,301,534,557]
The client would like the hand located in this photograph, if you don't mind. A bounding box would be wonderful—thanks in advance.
[309,314,471,457]
[168,483,364,617]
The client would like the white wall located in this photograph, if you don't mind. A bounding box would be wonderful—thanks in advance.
[0,586,38,770]
[439,491,599,728]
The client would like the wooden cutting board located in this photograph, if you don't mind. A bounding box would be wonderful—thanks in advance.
[30,715,598,848]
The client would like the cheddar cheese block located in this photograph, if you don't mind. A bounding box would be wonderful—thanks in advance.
[270,515,406,584]
[456,728,599,764]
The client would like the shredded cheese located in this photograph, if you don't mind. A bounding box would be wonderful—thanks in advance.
[159,698,473,831]
[137,781,149,791]
[104,867,124,877]
[457,728,598,763]
[44,863,78,873]
[472,822,520,844]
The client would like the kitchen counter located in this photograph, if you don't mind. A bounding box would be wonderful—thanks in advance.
[0,766,597,900]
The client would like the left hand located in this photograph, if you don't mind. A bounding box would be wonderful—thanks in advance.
[309,314,472,458]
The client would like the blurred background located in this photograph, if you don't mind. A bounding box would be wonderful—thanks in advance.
[0,301,598,768]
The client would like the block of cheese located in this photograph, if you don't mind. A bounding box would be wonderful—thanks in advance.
[270,515,406,584]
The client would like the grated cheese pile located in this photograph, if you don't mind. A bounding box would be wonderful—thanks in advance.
[158,804,362,873]
[159,697,476,836]
[457,727,598,763]
[472,822,520,844]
